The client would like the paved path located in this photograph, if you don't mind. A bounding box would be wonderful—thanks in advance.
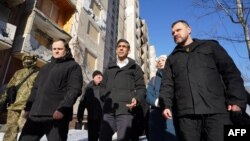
[0,129,147,141]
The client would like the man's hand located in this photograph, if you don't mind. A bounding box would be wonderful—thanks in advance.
[162,108,172,119]
[53,110,64,120]
[228,104,242,112]
[228,104,245,125]
[126,98,137,110]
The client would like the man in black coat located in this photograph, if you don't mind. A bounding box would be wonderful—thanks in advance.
[19,39,83,141]
[77,70,105,141]
[159,20,247,141]
[99,39,146,141]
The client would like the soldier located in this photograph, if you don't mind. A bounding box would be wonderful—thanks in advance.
[2,54,38,141]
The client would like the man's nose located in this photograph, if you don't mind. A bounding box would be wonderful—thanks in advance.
[173,31,179,36]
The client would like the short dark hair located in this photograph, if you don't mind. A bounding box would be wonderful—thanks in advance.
[171,20,190,28]
[92,70,103,78]
[53,38,70,50]
[116,39,130,48]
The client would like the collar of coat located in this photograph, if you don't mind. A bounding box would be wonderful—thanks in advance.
[171,38,219,54]
[87,80,104,87]
[50,53,74,63]
[108,57,136,70]
[156,69,163,77]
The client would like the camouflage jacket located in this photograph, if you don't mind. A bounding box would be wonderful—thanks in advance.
[0,68,38,110]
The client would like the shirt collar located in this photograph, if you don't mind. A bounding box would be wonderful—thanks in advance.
[117,58,129,68]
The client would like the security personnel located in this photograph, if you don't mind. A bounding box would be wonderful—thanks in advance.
[2,54,38,141]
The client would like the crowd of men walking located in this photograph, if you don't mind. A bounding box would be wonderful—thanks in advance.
[0,19,250,141]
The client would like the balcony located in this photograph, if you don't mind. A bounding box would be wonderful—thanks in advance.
[0,20,16,50]
[33,9,71,40]
[5,0,26,7]
[11,9,72,67]
[21,10,71,65]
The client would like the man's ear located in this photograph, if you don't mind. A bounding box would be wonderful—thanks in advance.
[188,26,192,35]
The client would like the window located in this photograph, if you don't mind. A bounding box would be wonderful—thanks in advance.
[38,0,59,22]
[37,0,74,28]
[34,29,53,49]
[87,22,99,43]
[85,50,96,72]
[91,1,101,17]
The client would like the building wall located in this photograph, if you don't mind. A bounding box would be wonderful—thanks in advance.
[103,0,118,70]
[148,45,157,79]
[124,0,139,62]
[0,0,157,119]
[117,0,154,84]
[0,1,26,85]
[70,0,107,84]
[140,19,149,83]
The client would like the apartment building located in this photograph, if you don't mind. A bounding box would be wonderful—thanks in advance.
[117,0,153,83]
[0,0,156,129]
[69,0,109,84]
[103,0,119,70]
[148,45,157,79]
[0,0,155,93]
[0,0,76,87]
[140,19,151,82]
[0,0,25,86]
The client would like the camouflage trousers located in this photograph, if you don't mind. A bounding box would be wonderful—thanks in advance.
[3,110,26,141]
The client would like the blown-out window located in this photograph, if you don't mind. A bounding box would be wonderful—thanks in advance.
[85,50,96,72]
[87,22,99,43]
[37,0,74,28]
[91,1,101,17]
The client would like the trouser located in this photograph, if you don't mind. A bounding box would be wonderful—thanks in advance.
[88,118,102,141]
[3,110,26,141]
[18,118,69,141]
[99,114,133,141]
[176,113,232,141]
[148,107,167,141]
[131,106,147,141]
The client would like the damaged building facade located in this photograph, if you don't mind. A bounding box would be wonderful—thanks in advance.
[0,0,156,128]
[0,0,157,124]
[0,0,74,86]
[0,0,156,89]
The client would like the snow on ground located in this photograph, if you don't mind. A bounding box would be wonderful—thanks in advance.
[0,129,147,141]
[0,129,88,141]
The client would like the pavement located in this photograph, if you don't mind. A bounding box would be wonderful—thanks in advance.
[0,129,88,141]
[0,129,147,141]
[0,118,148,141]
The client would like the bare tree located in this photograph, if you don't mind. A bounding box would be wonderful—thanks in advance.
[193,0,250,85]
[193,0,250,59]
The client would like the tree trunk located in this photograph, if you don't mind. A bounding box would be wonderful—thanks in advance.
[236,0,250,59]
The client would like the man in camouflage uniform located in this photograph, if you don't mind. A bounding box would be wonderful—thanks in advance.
[2,54,38,141]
